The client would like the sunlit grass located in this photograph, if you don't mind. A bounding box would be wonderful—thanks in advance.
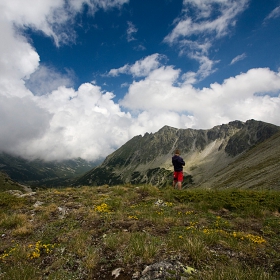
[199,263,277,280]
[123,232,162,264]
[0,185,279,279]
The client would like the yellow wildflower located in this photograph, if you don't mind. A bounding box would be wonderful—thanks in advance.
[94,203,111,213]
[128,215,138,220]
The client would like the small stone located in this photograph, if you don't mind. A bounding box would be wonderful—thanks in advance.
[33,201,44,207]
[132,271,140,279]
[111,267,122,278]
[58,206,68,219]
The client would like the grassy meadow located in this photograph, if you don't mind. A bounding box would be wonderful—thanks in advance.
[0,185,280,279]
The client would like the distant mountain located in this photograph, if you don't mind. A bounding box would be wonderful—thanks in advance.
[0,153,100,188]
[74,119,280,190]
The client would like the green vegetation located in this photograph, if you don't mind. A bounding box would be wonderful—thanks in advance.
[0,185,280,279]
[0,172,25,193]
[0,154,98,188]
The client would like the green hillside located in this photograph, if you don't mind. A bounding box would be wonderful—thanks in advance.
[0,172,26,193]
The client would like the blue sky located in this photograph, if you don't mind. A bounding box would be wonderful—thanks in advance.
[1,0,280,161]
[25,0,280,97]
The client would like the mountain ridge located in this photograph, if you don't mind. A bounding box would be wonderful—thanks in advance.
[1,119,279,190]
[75,119,280,189]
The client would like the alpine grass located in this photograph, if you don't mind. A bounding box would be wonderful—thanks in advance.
[0,185,279,279]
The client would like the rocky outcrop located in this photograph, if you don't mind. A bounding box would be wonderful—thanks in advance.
[224,119,280,156]
[75,120,280,188]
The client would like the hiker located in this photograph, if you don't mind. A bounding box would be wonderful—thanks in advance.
[172,149,185,190]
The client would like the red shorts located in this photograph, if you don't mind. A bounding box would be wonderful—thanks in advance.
[173,171,183,182]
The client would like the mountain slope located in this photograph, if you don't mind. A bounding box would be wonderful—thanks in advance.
[75,119,280,189]
[198,130,280,190]
[0,171,27,192]
[0,153,100,187]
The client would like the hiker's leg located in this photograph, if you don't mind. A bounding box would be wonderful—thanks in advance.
[177,181,182,190]
[173,171,178,188]
[177,172,183,190]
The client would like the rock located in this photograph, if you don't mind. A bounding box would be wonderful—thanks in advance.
[112,267,123,278]
[134,260,197,280]
[154,199,167,207]
[33,201,44,207]
[5,189,36,197]
[132,271,141,279]
[6,190,23,196]
[58,206,68,219]
[19,192,36,197]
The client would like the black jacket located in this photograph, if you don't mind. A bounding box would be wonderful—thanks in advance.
[172,155,185,171]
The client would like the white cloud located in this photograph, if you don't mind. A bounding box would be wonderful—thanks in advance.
[189,54,217,82]
[121,66,280,129]
[68,0,129,12]
[264,6,280,22]
[167,0,249,42]
[18,83,133,161]
[230,53,246,65]
[108,64,130,77]
[1,0,130,46]
[0,0,134,161]
[108,53,163,77]
[25,65,75,96]
[134,44,146,51]
[1,0,70,46]
[0,0,280,163]
[0,16,39,96]
[164,0,249,83]
[129,110,197,136]
[127,21,137,42]
[0,94,51,155]
[2,54,280,162]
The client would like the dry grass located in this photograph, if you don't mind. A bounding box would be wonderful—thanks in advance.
[0,185,279,279]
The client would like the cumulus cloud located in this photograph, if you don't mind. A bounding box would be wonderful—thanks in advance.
[230,53,247,65]
[0,0,133,161]
[0,16,39,97]
[1,0,130,46]
[121,66,280,129]
[1,0,280,163]
[25,65,75,96]
[19,83,133,161]
[164,0,249,83]
[2,0,72,46]
[9,64,279,161]
[0,95,51,155]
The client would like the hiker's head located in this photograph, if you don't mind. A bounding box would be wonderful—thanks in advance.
[174,149,180,155]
